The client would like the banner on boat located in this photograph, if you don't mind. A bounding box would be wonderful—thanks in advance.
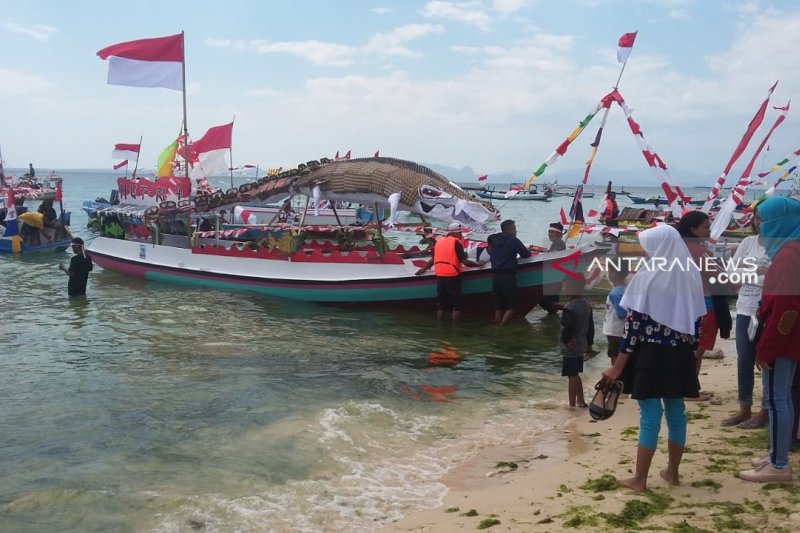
[116,176,191,206]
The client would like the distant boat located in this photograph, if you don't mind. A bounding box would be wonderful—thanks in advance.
[475,184,552,202]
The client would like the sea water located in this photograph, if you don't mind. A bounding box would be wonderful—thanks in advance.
[0,170,670,531]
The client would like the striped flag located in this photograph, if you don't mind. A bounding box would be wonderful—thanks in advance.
[97,33,184,91]
[112,143,141,160]
[477,174,488,181]
[617,31,637,63]
[113,160,128,170]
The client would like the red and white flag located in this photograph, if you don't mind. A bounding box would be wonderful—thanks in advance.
[334,150,340,160]
[374,150,380,158]
[559,206,569,226]
[112,143,141,160]
[477,174,488,181]
[188,121,234,179]
[504,184,522,198]
[55,182,63,203]
[97,33,184,91]
[343,150,351,160]
[113,160,128,170]
[617,31,637,63]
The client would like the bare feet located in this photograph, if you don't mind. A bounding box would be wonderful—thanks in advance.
[618,477,647,492]
[660,469,680,486]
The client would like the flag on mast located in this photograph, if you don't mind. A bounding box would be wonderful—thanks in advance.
[477,174,488,181]
[188,122,234,179]
[97,33,184,91]
[617,31,637,63]
[112,143,141,160]
[113,160,128,170]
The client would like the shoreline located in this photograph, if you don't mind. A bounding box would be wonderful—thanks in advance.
[383,337,800,532]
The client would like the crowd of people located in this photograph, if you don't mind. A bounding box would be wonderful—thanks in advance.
[418,195,800,485]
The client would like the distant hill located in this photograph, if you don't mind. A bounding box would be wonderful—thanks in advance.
[425,162,714,188]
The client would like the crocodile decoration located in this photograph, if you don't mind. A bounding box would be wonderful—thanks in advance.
[222,157,499,230]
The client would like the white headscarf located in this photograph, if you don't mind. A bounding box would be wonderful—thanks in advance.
[619,224,706,335]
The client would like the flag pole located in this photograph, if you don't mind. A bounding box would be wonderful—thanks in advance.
[229,115,236,189]
[180,31,189,186]
[132,135,143,179]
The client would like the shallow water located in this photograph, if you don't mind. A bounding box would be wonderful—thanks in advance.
[0,171,653,531]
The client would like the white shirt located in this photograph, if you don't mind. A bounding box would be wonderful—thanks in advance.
[730,235,768,316]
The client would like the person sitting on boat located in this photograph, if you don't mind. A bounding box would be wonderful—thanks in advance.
[601,192,620,223]
[38,200,58,228]
[547,222,567,252]
[415,222,483,322]
[59,237,93,298]
[487,219,532,326]
[24,163,35,178]
[278,200,295,223]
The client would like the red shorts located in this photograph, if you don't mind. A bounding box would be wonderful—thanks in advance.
[698,310,718,351]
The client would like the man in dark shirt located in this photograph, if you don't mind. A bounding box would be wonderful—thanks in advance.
[59,237,93,297]
[487,219,532,325]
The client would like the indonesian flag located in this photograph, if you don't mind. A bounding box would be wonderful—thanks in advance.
[113,160,129,170]
[477,174,488,181]
[617,31,637,63]
[189,122,234,179]
[97,33,184,91]
[343,150,351,160]
[504,184,521,198]
[233,205,256,225]
[374,150,380,158]
[55,182,63,203]
[334,150,340,160]
[112,143,141,160]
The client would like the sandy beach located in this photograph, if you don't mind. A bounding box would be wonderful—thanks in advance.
[384,337,800,532]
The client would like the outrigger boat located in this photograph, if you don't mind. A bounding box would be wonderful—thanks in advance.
[475,183,552,201]
[1,185,73,254]
[87,157,606,314]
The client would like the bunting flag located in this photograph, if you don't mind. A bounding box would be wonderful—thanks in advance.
[112,143,141,160]
[702,81,778,211]
[523,101,604,188]
[477,174,488,181]
[559,206,569,226]
[617,31,637,63]
[710,102,790,241]
[749,164,797,209]
[343,150,351,160]
[612,90,686,210]
[188,121,234,179]
[113,160,128,170]
[3,189,17,237]
[334,150,340,160]
[757,146,800,178]
[156,135,179,178]
[97,33,184,91]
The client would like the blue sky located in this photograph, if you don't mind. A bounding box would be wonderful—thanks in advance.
[1,0,799,185]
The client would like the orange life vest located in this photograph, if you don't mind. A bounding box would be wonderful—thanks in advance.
[433,235,462,277]
[602,199,618,220]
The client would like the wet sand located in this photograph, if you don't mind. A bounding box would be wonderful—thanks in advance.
[383,337,800,532]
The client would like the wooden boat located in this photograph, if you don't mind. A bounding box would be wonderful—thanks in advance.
[475,184,552,201]
[1,189,73,254]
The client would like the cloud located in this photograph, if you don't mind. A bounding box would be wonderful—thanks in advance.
[206,38,232,48]
[492,0,531,15]
[2,22,57,43]
[364,24,445,57]
[371,7,392,14]
[420,1,493,30]
[250,39,357,66]
[0,68,52,95]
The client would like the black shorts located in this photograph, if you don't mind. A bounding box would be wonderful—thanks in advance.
[437,276,462,312]
[561,356,584,377]
[492,271,517,311]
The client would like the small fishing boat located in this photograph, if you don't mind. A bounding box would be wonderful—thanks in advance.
[1,187,73,254]
[475,184,552,201]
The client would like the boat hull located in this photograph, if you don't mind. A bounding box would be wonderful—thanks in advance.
[88,237,606,315]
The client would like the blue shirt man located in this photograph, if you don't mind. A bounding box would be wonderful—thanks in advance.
[487,219,532,325]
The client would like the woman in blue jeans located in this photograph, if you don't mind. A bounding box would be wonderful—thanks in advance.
[601,225,707,491]
[721,213,769,428]
[739,196,800,483]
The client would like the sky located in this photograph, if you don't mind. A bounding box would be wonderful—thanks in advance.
[1,0,800,186]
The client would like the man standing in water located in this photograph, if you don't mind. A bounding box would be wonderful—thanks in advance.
[487,219,531,325]
[59,237,93,297]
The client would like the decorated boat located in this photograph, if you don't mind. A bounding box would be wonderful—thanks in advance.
[475,184,552,201]
[1,187,73,254]
[87,157,605,314]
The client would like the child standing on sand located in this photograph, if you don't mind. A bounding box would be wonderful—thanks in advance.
[560,274,594,408]
[603,267,629,365]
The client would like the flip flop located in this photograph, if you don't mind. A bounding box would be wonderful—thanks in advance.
[589,380,623,421]
[721,414,750,427]
[737,417,768,429]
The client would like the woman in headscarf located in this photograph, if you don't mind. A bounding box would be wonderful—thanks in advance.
[739,196,800,483]
[600,224,706,492]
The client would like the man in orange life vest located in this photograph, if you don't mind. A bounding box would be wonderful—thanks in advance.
[601,191,620,224]
[415,222,483,321]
